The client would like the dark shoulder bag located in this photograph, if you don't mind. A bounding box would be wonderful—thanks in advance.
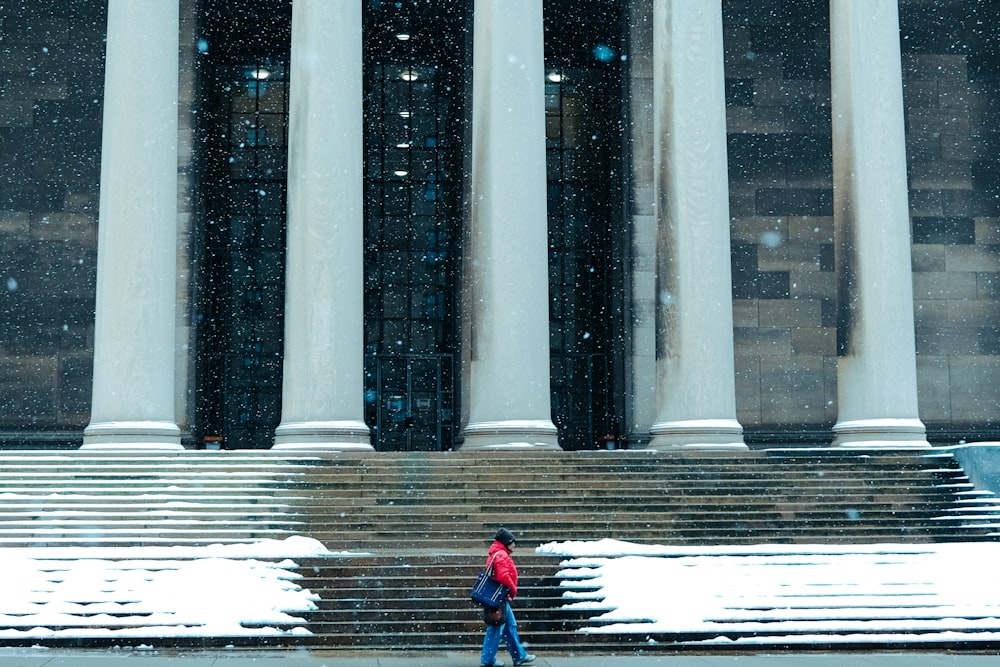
[471,552,511,608]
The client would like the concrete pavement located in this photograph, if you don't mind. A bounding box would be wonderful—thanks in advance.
[0,649,997,666]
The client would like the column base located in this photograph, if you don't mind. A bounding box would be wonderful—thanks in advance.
[460,420,562,450]
[832,418,930,448]
[648,419,747,450]
[272,420,374,451]
[82,421,183,450]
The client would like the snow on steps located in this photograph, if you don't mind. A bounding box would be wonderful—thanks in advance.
[0,449,997,649]
[286,449,1000,651]
[548,541,1000,649]
[0,453,313,546]
[1,449,997,548]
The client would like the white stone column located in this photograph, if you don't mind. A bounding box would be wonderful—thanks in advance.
[461,0,560,450]
[648,0,745,449]
[830,0,928,448]
[273,0,372,450]
[83,0,181,450]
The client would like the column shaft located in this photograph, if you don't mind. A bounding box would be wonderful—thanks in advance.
[461,0,559,450]
[649,0,745,449]
[830,0,928,447]
[84,0,181,449]
[273,0,372,450]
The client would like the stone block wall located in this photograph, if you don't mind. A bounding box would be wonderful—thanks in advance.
[722,0,836,436]
[901,0,1000,435]
[0,0,199,440]
[0,2,105,434]
[631,0,999,443]
[0,0,996,446]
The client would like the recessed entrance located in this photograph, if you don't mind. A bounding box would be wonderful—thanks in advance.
[194,0,625,451]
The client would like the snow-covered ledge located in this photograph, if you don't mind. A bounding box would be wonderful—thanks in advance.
[943,442,1000,497]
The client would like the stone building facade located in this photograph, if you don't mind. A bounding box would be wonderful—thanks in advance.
[0,0,997,451]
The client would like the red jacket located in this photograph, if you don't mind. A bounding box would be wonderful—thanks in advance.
[486,540,518,599]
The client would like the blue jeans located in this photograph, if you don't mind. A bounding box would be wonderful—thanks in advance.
[480,601,528,665]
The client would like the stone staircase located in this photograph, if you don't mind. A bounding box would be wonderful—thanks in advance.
[290,450,1000,549]
[280,449,1000,651]
[0,452,311,545]
[0,449,997,649]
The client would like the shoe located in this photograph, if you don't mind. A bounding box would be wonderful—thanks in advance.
[481,661,503,667]
[514,655,536,666]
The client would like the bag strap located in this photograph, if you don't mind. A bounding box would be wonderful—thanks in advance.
[485,552,501,576]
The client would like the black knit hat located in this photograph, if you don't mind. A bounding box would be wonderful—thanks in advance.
[493,527,516,546]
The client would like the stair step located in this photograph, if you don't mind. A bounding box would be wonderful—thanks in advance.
[0,448,996,650]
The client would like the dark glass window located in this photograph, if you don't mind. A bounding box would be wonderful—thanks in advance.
[362,1,467,451]
[194,0,626,451]
[545,1,626,449]
[199,61,290,449]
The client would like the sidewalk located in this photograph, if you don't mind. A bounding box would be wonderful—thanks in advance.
[0,649,997,666]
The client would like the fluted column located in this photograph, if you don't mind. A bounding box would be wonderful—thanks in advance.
[648,0,745,449]
[83,0,181,449]
[830,0,928,448]
[461,0,560,450]
[273,0,372,450]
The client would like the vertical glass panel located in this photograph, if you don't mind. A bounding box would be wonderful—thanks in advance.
[363,0,468,451]
[545,0,625,450]
[199,55,290,449]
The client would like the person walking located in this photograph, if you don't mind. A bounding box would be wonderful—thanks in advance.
[480,527,536,667]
